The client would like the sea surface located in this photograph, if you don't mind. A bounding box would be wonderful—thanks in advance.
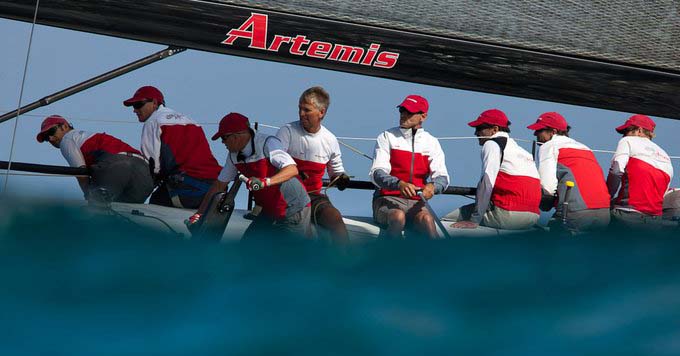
[1,199,679,356]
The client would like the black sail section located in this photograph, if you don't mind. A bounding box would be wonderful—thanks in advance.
[1,0,679,119]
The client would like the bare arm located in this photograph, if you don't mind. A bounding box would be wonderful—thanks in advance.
[269,164,299,186]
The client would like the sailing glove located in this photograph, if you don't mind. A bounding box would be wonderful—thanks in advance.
[246,177,270,191]
[335,173,351,191]
[184,213,202,228]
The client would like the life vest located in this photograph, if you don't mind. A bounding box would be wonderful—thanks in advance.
[232,133,309,220]
[276,121,345,193]
[141,106,221,179]
[538,135,610,211]
[60,130,141,167]
[487,133,541,214]
[611,136,673,215]
[370,127,449,200]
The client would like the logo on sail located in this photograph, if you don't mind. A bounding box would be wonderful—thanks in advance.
[222,13,400,69]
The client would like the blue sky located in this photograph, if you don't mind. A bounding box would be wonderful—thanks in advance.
[1,18,678,218]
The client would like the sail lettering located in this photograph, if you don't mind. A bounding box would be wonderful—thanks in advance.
[222,13,400,69]
[222,13,268,49]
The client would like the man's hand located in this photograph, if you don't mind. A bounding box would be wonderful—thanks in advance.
[184,213,202,228]
[451,221,478,229]
[335,173,351,191]
[420,184,435,200]
[398,180,419,198]
[246,177,270,191]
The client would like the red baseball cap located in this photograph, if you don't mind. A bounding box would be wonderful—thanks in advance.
[212,112,250,140]
[615,114,656,133]
[397,95,429,113]
[123,86,165,106]
[468,109,510,128]
[36,115,69,142]
[527,112,568,131]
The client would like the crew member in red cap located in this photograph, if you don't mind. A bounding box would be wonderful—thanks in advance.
[188,113,311,240]
[527,112,610,233]
[445,109,541,230]
[123,86,221,209]
[276,86,351,245]
[369,95,450,239]
[606,114,673,227]
[36,115,153,203]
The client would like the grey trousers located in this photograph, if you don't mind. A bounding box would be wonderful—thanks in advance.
[611,208,672,230]
[443,203,539,230]
[241,205,312,242]
[89,154,154,203]
[550,208,611,234]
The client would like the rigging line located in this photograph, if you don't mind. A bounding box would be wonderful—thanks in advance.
[255,123,280,129]
[591,149,616,154]
[2,172,89,178]
[9,111,679,160]
[3,0,41,196]
[254,122,375,161]
[339,140,373,160]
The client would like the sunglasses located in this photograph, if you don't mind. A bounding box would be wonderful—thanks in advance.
[222,131,246,140]
[398,107,422,115]
[132,100,150,110]
[44,125,60,138]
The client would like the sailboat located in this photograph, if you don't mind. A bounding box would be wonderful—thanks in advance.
[1,0,678,240]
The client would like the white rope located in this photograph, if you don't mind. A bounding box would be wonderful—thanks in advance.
[5,112,679,161]
[336,136,377,141]
[3,0,41,196]
[338,141,372,160]
[254,123,280,130]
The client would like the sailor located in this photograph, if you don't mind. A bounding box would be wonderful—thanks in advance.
[276,86,351,244]
[527,112,610,233]
[188,113,311,240]
[123,86,221,209]
[369,95,449,239]
[606,114,674,228]
[662,188,680,221]
[445,109,541,230]
[36,115,153,203]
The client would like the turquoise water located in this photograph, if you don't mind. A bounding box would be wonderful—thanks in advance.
[2,200,680,355]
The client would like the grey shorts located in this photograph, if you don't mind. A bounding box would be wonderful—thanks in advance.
[242,205,312,241]
[372,195,427,227]
[90,153,154,203]
[611,208,668,230]
[443,203,539,230]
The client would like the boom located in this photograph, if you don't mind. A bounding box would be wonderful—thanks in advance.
[1,0,679,118]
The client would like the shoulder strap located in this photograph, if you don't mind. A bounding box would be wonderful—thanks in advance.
[490,137,507,168]
[262,135,282,160]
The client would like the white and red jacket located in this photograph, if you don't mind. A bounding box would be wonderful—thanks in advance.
[369,127,449,199]
[537,135,610,211]
[141,106,221,179]
[607,136,673,216]
[59,130,142,167]
[276,121,345,193]
[474,132,541,222]
[218,132,310,220]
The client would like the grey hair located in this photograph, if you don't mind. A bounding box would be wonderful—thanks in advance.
[299,86,330,112]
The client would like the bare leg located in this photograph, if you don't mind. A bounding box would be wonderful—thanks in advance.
[316,204,350,245]
[386,209,406,239]
[413,210,438,239]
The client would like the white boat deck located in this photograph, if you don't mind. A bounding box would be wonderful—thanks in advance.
[109,202,539,242]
